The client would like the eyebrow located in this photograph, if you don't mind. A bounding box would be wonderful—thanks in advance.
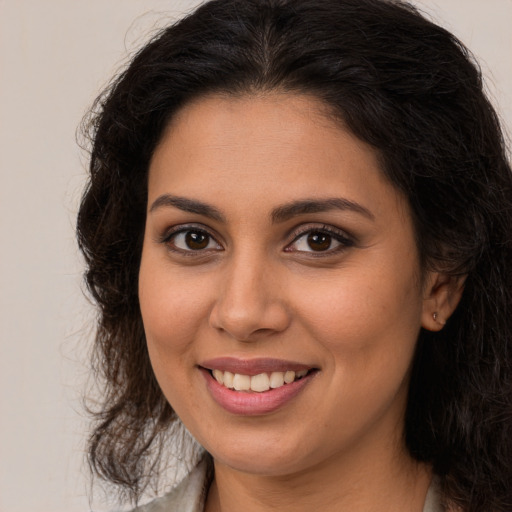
[149,194,225,222]
[270,198,375,223]
[149,194,374,223]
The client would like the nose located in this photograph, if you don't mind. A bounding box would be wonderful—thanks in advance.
[209,254,291,342]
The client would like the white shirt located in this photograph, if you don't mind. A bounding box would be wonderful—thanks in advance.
[133,457,443,512]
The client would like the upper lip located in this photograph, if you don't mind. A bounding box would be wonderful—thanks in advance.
[200,357,315,376]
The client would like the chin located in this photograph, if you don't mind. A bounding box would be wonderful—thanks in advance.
[213,450,305,476]
[198,427,319,476]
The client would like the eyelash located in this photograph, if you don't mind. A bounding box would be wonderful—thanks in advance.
[159,224,222,257]
[158,223,355,257]
[285,224,355,257]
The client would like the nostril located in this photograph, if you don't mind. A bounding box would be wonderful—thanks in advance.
[209,300,291,342]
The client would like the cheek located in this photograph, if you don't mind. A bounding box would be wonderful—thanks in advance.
[292,270,423,440]
[139,255,209,359]
[294,264,423,359]
[138,257,211,415]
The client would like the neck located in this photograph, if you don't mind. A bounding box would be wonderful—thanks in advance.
[205,442,432,512]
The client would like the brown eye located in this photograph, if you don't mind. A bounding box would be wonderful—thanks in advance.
[164,228,222,253]
[286,226,354,255]
[307,232,332,251]
[185,231,209,250]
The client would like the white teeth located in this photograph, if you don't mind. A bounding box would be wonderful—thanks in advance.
[284,370,296,384]
[223,371,234,389]
[269,371,285,388]
[212,369,310,392]
[250,373,270,392]
[233,373,251,391]
[213,369,224,384]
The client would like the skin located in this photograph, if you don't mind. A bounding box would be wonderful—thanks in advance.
[139,93,461,511]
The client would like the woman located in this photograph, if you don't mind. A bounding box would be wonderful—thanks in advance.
[77,0,512,510]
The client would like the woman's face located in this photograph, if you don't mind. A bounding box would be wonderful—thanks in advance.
[139,93,435,477]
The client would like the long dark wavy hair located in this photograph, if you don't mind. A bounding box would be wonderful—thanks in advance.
[77,0,512,509]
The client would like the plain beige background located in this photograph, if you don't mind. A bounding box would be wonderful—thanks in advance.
[0,1,510,511]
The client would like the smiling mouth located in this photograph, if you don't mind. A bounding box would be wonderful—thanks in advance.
[207,368,314,392]
[200,360,318,415]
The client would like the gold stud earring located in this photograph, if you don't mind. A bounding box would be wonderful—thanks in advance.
[433,312,438,321]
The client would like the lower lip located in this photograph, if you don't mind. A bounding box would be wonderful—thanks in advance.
[201,368,316,416]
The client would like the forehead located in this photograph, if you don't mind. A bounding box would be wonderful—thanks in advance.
[147,92,405,222]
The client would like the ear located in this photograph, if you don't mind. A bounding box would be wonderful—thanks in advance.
[421,272,466,331]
